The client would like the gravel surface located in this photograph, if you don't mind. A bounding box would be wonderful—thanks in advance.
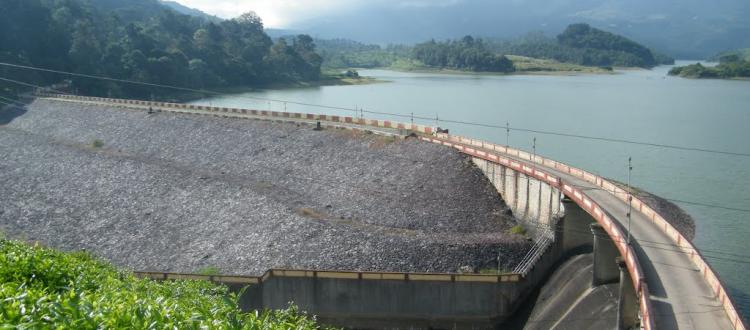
[0,100,530,275]
[612,181,696,241]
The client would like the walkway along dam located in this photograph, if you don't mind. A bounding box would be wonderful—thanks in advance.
[1,93,746,329]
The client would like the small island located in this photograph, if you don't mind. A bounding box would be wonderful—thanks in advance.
[669,49,750,79]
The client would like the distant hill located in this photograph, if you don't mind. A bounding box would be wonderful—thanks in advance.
[159,0,222,23]
[316,25,672,71]
[491,24,673,68]
[282,0,750,59]
[709,48,750,62]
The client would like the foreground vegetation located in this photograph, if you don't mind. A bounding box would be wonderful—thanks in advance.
[0,238,325,329]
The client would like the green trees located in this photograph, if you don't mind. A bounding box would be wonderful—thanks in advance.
[0,0,324,99]
[491,24,674,68]
[669,60,750,79]
[412,36,515,73]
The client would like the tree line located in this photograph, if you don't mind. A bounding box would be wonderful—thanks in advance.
[316,24,674,72]
[0,0,323,99]
[412,36,514,72]
[669,55,750,79]
[490,24,674,68]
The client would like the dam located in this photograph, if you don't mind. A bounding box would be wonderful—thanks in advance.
[0,94,745,329]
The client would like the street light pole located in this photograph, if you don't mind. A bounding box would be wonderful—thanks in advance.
[626,157,633,245]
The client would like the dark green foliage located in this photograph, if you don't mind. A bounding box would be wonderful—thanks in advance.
[0,238,326,329]
[412,36,515,73]
[491,25,674,68]
[317,39,407,69]
[669,61,750,79]
[0,0,323,99]
[708,48,750,63]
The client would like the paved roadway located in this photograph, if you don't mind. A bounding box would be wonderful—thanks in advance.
[446,139,734,329]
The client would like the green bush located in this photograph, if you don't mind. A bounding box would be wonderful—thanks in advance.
[91,139,104,148]
[509,224,527,236]
[0,239,325,329]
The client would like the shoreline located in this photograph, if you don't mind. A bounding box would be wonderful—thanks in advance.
[158,76,386,103]
[366,66,616,77]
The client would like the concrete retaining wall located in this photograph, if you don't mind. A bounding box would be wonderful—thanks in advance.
[471,157,563,239]
[136,269,550,329]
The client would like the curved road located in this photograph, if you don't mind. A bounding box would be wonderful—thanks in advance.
[441,137,734,329]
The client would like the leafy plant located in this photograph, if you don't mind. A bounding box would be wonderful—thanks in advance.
[91,139,104,148]
[0,239,326,329]
[509,224,527,236]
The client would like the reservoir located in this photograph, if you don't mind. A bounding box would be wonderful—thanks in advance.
[190,61,750,318]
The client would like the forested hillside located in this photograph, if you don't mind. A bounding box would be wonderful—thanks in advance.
[491,24,674,68]
[317,24,672,72]
[0,0,322,99]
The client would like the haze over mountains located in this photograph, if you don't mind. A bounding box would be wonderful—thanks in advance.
[173,0,750,59]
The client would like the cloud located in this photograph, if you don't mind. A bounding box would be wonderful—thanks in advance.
[170,0,463,27]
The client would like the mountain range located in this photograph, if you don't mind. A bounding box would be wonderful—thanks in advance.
[87,0,750,59]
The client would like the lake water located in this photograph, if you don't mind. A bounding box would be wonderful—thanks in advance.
[191,62,750,317]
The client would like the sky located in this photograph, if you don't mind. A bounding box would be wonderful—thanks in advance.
[170,0,462,28]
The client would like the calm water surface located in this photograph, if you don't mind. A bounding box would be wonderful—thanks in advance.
[192,62,750,316]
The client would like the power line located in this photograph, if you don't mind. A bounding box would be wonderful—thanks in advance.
[1,61,749,158]
[0,95,26,106]
[0,62,358,113]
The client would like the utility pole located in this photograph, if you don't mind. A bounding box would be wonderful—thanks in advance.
[532,137,537,166]
[626,157,633,245]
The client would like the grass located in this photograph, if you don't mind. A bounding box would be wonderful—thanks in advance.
[197,265,221,276]
[506,55,613,74]
[91,139,104,148]
[509,224,527,236]
[0,238,327,329]
[379,55,612,76]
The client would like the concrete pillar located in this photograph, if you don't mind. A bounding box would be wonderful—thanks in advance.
[617,257,638,330]
[591,223,620,286]
[560,197,595,255]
